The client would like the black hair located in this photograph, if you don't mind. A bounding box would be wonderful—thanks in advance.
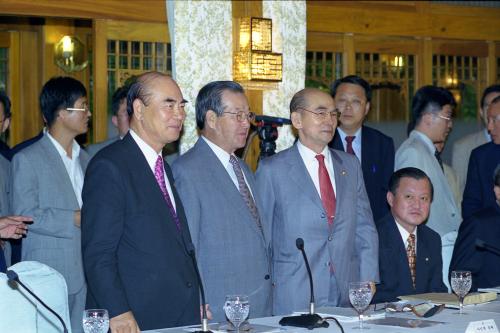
[0,90,11,119]
[389,167,434,201]
[195,81,244,130]
[111,86,130,116]
[481,84,500,110]
[39,76,87,127]
[330,75,372,102]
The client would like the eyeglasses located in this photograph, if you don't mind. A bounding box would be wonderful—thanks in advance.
[222,111,256,122]
[66,103,90,113]
[487,115,500,124]
[436,114,452,122]
[300,108,340,120]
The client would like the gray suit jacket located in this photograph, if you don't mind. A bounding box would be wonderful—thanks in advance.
[451,129,489,193]
[11,135,89,294]
[171,138,272,321]
[396,131,461,236]
[255,143,378,315]
[86,136,120,160]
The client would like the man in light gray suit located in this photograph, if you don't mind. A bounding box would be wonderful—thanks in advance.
[452,84,499,193]
[172,81,272,322]
[11,77,91,333]
[86,85,130,159]
[395,85,461,290]
[256,88,378,315]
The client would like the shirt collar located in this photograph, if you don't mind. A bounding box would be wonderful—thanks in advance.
[202,135,233,167]
[129,129,162,170]
[411,130,436,154]
[46,132,80,160]
[297,139,331,161]
[394,216,417,245]
[337,126,362,143]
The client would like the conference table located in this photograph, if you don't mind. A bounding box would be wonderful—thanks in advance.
[145,298,500,333]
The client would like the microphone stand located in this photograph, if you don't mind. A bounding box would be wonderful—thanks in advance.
[187,244,213,333]
[279,238,329,330]
[7,270,68,333]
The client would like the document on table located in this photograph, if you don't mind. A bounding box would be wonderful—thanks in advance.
[479,286,500,294]
[293,305,386,323]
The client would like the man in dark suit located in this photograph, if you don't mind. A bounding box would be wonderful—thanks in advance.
[328,75,394,221]
[82,72,200,332]
[374,167,447,303]
[462,95,500,220]
[451,165,500,291]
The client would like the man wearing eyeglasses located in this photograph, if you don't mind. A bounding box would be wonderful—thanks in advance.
[462,95,500,220]
[171,81,272,322]
[256,88,378,315]
[395,85,461,291]
[11,76,91,333]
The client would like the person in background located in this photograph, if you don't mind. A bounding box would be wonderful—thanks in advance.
[328,75,395,222]
[11,77,91,332]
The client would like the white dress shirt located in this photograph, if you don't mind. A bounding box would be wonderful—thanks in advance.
[297,140,337,196]
[46,132,84,208]
[395,218,418,254]
[337,127,362,161]
[130,129,176,211]
[201,136,254,197]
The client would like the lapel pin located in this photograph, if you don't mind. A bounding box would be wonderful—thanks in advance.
[341,170,347,176]
[425,257,429,262]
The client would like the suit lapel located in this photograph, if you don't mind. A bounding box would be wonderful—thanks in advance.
[360,126,370,175]
[329,149,349,220]
[287,145,324,212]
[40,136,79,209]
[415,226,431,291]
[122,134,185,248]
[330,129,344,151]
[384,216,414,290]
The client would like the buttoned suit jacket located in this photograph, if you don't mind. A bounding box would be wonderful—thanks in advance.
[329,125,395,221]
[373,214,447,303]
[11,134,89,294]
[462,142,500,220]
[86,136,120,160]
[395,131,461,236]
[0,155,10,272]
[81,133,199,330]
[451,130,489,193]
[256,143,378,315]
[450,204,500,291]
[171,138,272,322]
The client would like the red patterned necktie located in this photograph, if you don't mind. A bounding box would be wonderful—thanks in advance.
[407,234,416,288]
[154,156,181,231]
[345,136,356,156]
[315,154,336,225]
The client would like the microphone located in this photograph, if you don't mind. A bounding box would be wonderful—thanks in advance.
[279,238,329,329]
[7,270,68,333]
[475,239,500,256]
[186,243,212,333]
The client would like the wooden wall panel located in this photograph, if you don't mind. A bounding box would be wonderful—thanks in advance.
[93,19,108,142]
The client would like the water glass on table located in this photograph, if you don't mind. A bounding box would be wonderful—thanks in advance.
[223,295,250,333]
[349,281,374,329]
[82,309,109,333]
[451,270,472,315]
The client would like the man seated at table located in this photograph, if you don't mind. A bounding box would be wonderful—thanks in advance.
[450,164,500,291]
[373,167,447,303]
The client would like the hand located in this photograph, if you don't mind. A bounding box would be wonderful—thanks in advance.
[370,281,377,296]
[74,211,81,228]
[110,311,140,333]
[200,304,213,320]
[0,216,31,239]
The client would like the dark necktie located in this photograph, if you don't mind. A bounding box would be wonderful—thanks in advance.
[229,155,262,228]
[154,156,181,231]
[434,149,444,172]
[345,136,356,156]
[315,154,336,225]
[407,234,416,288]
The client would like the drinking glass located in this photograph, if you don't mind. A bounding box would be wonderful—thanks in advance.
[451,270,472,315]
[82,309,109,333]
[223,295,249,333]
[349,282,374,329]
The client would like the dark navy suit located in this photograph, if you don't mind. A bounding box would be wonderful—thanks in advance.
[373,214,447,303]
[329,125,394,221]
[450,204,500,291]
[82,133,199,330]
[462,142,500,220]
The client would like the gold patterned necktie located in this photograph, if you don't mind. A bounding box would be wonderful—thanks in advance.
[407,234,416,288]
